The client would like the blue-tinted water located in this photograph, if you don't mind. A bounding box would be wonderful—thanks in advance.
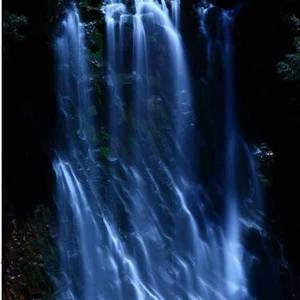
[54,2,266,299]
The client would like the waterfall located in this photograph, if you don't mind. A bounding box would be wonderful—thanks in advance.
[199,3,266,299]
[222,10,246,298]
[171,0,180,28]
[53,4,107,299]
[54,1,269,299]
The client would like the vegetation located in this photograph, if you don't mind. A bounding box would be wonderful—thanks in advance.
[278,36,300,83]
[3,207,59,300]
[3,11,28,43]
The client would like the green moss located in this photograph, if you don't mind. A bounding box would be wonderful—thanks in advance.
[91,49,103,59]
[94,31,103,49]
[89,105,98,116]
[100,146,110,159]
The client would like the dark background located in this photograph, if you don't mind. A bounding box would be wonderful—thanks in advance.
[3,0,59,220]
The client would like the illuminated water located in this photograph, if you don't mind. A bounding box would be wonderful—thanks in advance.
[54,2,266,299]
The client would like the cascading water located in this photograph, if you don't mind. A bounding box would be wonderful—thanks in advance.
[53,1,272,299]
[171,0,180,28]
[222,10,246,298]
[53,4,106,299]
[198,2,268,299]
[104,0,252,299]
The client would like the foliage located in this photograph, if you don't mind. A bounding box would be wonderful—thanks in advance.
[277,36,300,82]
[254,143,275,186]
[3,11,28,43]
[283,13,300,32]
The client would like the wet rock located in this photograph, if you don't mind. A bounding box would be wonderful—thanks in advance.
[201,5,222,39]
